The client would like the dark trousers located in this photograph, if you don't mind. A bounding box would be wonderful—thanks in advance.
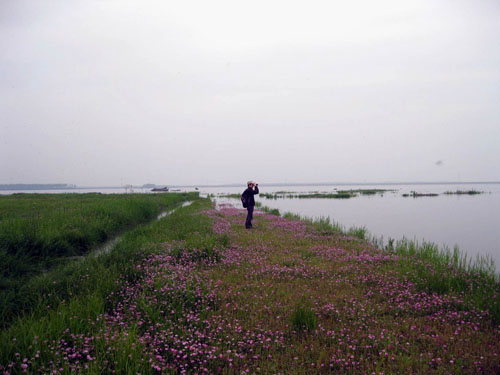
[245,205,254,228]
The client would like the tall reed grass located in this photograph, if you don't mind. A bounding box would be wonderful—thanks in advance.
[386,239,499,322]
[0,192,197,327]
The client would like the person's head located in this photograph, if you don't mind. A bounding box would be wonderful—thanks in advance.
[247,180,255,188]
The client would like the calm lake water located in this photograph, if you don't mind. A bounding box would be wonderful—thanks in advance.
[204,183,500,271]
[2,183,499,271]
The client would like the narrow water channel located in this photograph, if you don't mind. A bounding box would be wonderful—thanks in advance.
[91,200,195,257]
[41,201,195,273]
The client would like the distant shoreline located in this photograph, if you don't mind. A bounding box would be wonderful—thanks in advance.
[1,181,500,191]
[171,181,500,188]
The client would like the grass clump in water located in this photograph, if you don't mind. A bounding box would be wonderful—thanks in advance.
[347,226,368,240]
[402,191,439,197]
[443,190,483,195]
[261,206,281,216]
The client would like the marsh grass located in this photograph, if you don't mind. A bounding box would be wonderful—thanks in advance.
[386,238,499,322]
[402,191,439,197]
[261,192,355,199]
[259,189,394,200]
[443,190,484,195]
[347,226,368,240]
[0,192,196,260]
[337,189,394,195]
[260,206,281,216]
[0,199,218,371]
[0,192,198,327]
[295,193,354,199]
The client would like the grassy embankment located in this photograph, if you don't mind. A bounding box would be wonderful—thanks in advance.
[0,192,197,326]
[1,199,499,374]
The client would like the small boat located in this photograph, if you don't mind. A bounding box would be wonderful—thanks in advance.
[151,187,169,192]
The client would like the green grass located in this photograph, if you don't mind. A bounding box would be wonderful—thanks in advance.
[260,206,281,216]
[0,193,194,259]
[347,226,368,240]
[386,238,499,322]
[291,306,317,331]
[2,199,499,374]
[0,199,218,371]
[0,192,198,327]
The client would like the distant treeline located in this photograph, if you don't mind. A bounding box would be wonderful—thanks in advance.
[0,184,76,191]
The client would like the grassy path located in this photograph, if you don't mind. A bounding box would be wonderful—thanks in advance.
[1,201,498,374]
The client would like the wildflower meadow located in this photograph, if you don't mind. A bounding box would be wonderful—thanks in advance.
[1,198,499,374]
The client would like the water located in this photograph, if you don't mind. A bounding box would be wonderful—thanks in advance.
[156,201,194,219]
[204,183,500,270]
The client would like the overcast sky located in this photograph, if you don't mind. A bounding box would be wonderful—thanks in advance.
[1,0,499,186]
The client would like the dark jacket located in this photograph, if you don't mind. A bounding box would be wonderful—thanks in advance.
[243,186,259,207]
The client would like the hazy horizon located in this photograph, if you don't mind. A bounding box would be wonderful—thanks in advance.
[2,180,500,189]
[2,0,499,186]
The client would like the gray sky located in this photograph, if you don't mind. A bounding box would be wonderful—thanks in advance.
[1,0,499,186]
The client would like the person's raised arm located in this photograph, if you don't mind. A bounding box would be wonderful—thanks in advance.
[253,185,259,195]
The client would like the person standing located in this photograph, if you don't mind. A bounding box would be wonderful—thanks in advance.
[243,181,259,229]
